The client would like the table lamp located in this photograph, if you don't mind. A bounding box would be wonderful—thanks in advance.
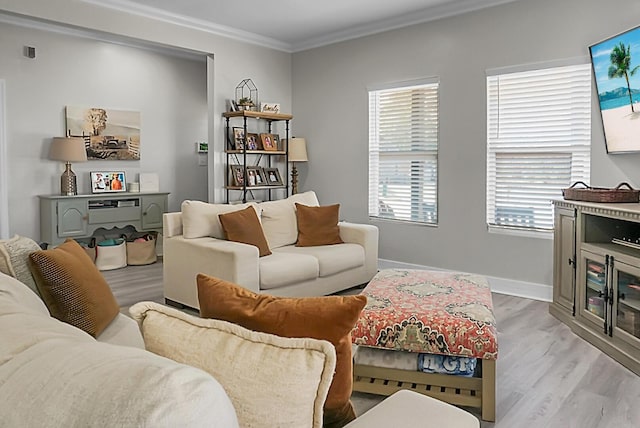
[49,137,87,196]
[288,137,308,195]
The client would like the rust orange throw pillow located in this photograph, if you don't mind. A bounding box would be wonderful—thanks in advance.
[197,274,366,428]
[295,203,344,247]
[28,239,119,337]
[218,206,272,257]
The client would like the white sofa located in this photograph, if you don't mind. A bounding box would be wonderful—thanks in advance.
[0,271,339,427]
[163,191,379,310]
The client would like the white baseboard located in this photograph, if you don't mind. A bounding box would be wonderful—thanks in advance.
[378,258,552,302]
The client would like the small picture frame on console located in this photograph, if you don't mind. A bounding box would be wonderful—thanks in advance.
[91,171,127,193]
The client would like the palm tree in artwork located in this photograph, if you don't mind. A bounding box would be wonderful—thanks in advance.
[608,42,640,112]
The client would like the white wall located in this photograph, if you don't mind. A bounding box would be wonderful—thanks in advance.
[0,0,292,241]
[291,0,640,292]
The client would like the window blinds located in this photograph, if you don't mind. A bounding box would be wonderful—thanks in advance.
[486,64,591,231]
[369,81,439,224]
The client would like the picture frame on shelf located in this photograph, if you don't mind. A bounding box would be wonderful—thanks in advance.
[264,168,283,186]
[246,133,260,150]
[260,133,278,151]
[90,171,127,193]
[271,133,280,150]
[233,127,245,150]
[229,165,245,187]
[246,166,266,187]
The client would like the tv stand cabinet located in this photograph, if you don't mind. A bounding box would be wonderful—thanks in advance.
[39,192,168,246]
[552,199,640,376]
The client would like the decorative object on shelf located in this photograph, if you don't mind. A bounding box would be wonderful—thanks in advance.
[235,79,258,111]
[233,127,245,150]
[246,167,266,187]
[260,102,280,114]
[288,137,308,195]
[229,165,245,186]
[139,172,160,193]
[264,168,283,186]
[260,133,278,151]
[562,181,639,203]
[49,137,87,196]
[90,171,127,194]
[65,106,140,160]
[246,133,260,150]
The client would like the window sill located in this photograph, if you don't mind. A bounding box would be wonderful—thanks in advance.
[487,224,552,240]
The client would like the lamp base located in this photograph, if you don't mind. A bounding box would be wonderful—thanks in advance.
[291,164,299,195]
[61,162,77,196]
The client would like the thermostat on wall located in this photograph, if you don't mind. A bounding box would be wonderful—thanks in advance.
[196,142,208,153]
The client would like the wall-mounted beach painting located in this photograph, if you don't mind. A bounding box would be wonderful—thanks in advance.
[590,26,640,153]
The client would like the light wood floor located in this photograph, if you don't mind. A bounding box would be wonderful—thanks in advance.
[103,262,640,427]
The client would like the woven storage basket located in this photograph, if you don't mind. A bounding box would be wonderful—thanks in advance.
[562,181,639,203]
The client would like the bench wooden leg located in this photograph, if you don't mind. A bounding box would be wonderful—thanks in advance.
[481,359,496,422]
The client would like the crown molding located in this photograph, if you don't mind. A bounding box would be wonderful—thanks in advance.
[81,0,292,52]
[0,10,208,61]
[290,0,523,52]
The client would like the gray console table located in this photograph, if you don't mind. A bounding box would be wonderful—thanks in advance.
[39,192,169,246]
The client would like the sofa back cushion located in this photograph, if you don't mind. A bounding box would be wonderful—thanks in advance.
[131,301,335,428]
[182,200,257,239]
[259,191,319,249]
[29,239,120,338]
[197,273,367,428]
[0,271,49,316]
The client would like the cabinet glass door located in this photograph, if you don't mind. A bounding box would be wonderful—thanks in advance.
[614,266,640,348]
[580,251,607,329]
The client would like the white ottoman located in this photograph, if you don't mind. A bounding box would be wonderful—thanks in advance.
[346,390,480,428]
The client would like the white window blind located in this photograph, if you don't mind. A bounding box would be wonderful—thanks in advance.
[486,64,591,232]
[369,81,439,224]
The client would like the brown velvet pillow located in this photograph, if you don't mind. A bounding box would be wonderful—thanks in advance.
[28,239,120,337]
[218,206,272,257]
[295,203,344,247]
[197,274,367,428]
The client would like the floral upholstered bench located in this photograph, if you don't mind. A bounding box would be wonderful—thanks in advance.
[351,269,498,422]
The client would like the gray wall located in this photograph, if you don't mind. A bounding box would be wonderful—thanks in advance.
[291,0,640,290]
[0,0,292,241]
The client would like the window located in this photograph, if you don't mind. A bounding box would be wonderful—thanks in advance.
[368,79,439,224]
[486,63,591,232]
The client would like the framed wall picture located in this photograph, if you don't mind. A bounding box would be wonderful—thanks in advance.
[233,127,245,150]
[229,165,245,187]
[246,133,260,150]
[90,171,127,193]
[246,166,266,187]
[260,133,277,151]
[264,168,283,186]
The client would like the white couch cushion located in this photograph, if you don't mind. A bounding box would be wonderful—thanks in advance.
[130,301,336,428]
[182,200,258,239]
[0,295,238,427]
[259,252,320,289]
[259,191,319,249]
[0,235,42,297]
[0,271,49,316]
[274,243,365,277]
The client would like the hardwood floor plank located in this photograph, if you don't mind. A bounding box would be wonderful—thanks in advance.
[102,262,640,426]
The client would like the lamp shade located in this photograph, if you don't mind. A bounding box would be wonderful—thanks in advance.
[49,137,87,162]
[288,137,308,162]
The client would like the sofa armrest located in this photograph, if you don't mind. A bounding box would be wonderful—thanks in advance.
[339,222,379,281]
[163,236,260,309]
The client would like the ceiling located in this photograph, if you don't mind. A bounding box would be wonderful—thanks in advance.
[84,0,522,52]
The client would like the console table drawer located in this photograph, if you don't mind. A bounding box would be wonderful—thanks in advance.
[89,207,140,224]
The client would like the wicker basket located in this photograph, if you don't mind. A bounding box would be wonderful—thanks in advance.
[562,181,640,203]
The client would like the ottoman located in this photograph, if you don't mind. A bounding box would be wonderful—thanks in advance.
[346,390,479,428]
[351,269,498,421]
